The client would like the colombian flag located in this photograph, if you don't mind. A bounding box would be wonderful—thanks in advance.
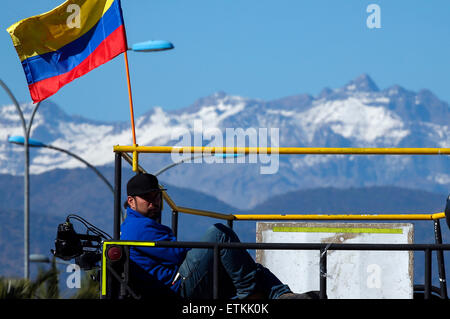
[7,0,127,103]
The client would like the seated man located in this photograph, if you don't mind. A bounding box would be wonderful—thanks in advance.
[120,173,320,299]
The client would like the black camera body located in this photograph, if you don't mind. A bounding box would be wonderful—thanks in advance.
[51,215,108,270]
[53,222,83,261]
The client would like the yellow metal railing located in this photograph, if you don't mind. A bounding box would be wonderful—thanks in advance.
[233,212,446,221]
[115,146,450,171]
[117,146,448,222]
[114,145,450,154]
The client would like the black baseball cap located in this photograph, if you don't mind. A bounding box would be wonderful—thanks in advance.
[127,173,166,196]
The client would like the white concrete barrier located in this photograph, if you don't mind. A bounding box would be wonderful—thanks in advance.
[256,222,414,299]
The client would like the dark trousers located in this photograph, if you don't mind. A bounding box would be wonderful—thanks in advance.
[177,223,291,299]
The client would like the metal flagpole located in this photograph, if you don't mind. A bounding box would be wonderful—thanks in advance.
[123,50,137,148]
[121,6,139,173]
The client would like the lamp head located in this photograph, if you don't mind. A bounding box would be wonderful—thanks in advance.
[131,40,174,52]
[7,135,46,147]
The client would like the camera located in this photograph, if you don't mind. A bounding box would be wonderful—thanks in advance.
[51,214,110,270]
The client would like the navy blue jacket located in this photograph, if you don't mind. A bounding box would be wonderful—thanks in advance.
[120,207,190,292]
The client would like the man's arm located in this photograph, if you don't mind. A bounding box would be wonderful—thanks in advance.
[135,223,190,264]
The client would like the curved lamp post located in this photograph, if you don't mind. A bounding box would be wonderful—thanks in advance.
[8,135,127,225]
[153,153,246,234]
[8,135,114,194]
[29,253,70,265]
[0,79,41,279]
[154,153,246,177]
[122,39,175,157]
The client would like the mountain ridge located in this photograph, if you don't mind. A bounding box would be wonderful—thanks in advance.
[1,74,448,209]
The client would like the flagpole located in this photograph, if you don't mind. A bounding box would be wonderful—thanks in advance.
[123,51,137,145]
[123,50,139,171]
[120,0,139,172]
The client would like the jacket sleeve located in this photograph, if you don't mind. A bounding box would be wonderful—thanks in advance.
[134,222,190,265]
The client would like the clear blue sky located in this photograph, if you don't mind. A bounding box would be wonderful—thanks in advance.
[1,0,450,122]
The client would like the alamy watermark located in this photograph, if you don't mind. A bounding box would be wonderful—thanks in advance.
[66,264,81,289]
[66,4,81,29]
[366,4,381,29]
[366,263,382,289]
[66,4,382,31]
[170,120,280,175]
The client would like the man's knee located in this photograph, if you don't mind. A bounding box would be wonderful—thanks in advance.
[203,223,240,243]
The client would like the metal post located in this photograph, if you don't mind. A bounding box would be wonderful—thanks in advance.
[23,102,41,280]
[23,137,29,280]
[424,248,432,299]
[0,79,41,280]
[172,210,178,237]
[319,248,327,299]
[434,219,448,299]
[120,246,130,299]
[114,152,122,240]
[213,244,220,299]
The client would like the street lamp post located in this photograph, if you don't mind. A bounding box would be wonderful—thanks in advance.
[153,153,247,234]
[111,39,175,239]
[8,136,114,197]
[29,253,70,265]
[0,79,41,280]
[8,136,124,224]
[154,153,246,177]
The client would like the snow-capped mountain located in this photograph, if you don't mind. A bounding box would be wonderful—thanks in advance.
[1,74,449,209]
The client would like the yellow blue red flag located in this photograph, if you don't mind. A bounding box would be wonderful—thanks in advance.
[7,0,127,103]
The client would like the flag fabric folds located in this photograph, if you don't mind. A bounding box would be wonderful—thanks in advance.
[7,0,127,103]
